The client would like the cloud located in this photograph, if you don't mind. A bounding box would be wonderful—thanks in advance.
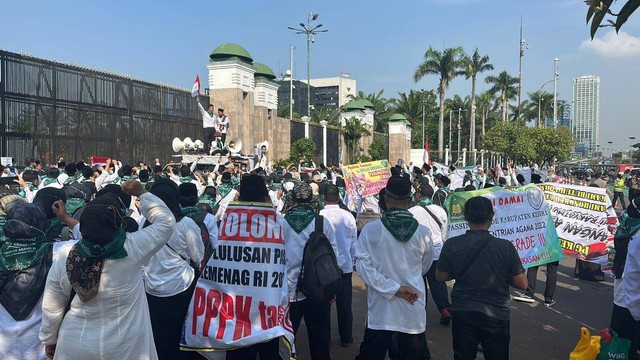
[580,30,640,58]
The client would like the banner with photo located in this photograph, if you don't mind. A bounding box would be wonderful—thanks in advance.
[342,160,391,206]
[444,184,564,269]
[538,183,618,267]
[181,203,293,357]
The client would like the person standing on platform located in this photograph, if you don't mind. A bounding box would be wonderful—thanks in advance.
[215,108,229,146]
[195,97,216,154]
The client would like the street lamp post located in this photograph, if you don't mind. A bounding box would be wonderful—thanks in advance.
[455,108,467,164]
[421,97,427,155]
[538,79,554,128]
[288,13,328,117]
[553,58,559,128]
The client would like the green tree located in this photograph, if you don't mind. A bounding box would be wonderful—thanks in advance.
[347,90,394,132]
[530,126,575,166]
[289,138,317,163]
[413,46,465,160]
[277,100,300,119]
[632,142,640,162]
[459,48,494,154]
[343,117,371,164]
[586,0,639,38]
[475,91,499,147]
[521,91,555,127]
[368,137,388,161]
[483,121,536,164]
[485,71,519,122]
[310,106,340,126]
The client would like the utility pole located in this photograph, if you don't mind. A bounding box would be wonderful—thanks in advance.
[289,46,294,120]
[517,17,526,122]
[553,58,559,128]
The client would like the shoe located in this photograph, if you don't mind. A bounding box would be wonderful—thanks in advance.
[513,294,535,303]
[545,299,556,307]
[440,308,452,325]
[340,338,353,347]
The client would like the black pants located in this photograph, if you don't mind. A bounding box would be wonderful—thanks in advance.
[610,304,640,360]
[355,328,431,360]
[630,189,639,202]
[220,133,227,146]
[147,279,202,360]
[335,272,353,343]
[290,299,331,360]
[451,311,510,360]
[203,127,215,153]
[226,337,281,360]
[425,260,451,311]
[526,261,559,302]
[614,191,627,209]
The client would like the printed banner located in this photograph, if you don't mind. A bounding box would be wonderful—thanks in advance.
[450,166,478,190]
[538,183,618,267]
[444,184,564,269]
[181,203,294,353]
[342,160,391,205]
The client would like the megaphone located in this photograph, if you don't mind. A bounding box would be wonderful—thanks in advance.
[255,140,269,152]
[183,137,195,150]
[172,137,185,153]
[194,140,204,150]
[226,138,243,154]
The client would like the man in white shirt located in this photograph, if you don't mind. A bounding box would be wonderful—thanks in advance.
[409,182,451,326]
[215,108,230,145]
[196,97,216,154]
[215,172,238,221]
[278,182,338,360]
[320,184,357,347]
[355,176,435,360]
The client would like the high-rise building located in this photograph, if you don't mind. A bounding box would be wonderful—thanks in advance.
[544,100,570,129]
[571,76,600,156]
[302,74,357,111]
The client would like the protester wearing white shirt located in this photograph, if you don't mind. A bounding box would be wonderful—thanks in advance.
[196,98,216,154]
[355,176,435,359]
[215,108,230,145]
[320,184,358,347]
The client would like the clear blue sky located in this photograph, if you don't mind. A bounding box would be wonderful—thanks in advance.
[2,0,638,151]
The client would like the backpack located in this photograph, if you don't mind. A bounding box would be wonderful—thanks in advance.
[297,215,342,302]
[185,210,214,274]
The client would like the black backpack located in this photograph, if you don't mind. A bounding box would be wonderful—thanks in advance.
[297,215,342,302]
[187,210,214,274]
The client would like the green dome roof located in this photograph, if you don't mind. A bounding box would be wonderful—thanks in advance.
[389,113,408,121]
[210,43,253,63]
[253,62,276,80]
[360,99,374,108]
[342,100,366,112]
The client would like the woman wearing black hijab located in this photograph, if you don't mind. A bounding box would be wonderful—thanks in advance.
[40,181,176,359]
[142,178,204,360]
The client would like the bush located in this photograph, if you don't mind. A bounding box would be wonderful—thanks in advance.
[289,138,317,164]
[368,137,388,161]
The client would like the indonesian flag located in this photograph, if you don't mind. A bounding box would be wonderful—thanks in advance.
[423,136,430,164]
[191,75,200,98]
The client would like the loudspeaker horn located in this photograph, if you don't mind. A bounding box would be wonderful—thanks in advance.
[172,137,185,153]
[194,140,204,150]
[226,138,243,154]
[183,137,195,150]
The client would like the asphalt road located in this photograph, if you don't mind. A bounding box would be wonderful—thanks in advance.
[293,257,613,360]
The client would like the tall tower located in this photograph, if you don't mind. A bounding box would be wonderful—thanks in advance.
[571,76,600,156]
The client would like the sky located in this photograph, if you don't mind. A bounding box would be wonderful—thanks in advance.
[2,0,638,152]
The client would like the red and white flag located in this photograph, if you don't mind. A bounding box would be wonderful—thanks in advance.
[191,75,200,98]
[423,136,430,165]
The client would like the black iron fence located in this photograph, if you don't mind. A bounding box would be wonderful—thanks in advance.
[0,50,208,166]
[290,121,341,166]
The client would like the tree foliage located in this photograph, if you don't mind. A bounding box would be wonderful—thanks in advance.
[484,123,574,165]
[485,71,519,122]
[390,90,438,149]
[310,107,340,126]
[347,90,394,132]
[368,136,388,161]
[343,117,371,164]
[288,138,317,164]
[586,0,640,38]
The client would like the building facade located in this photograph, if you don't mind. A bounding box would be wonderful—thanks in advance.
[276,77,313,117]
[571,76,600,156]
[302,75,356,112]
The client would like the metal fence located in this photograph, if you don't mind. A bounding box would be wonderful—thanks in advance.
[0,50,208,166]
[290,121,341,166]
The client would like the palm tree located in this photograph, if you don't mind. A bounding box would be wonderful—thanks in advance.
[310,106,340,126]
[459,49,493,154]
[475,91,497,142]
[391,90,438,148]
[343,117,371,163]
[413,46,465,160]
[524,91,555,127]
[485,71,519,122]
[347,90,393,132]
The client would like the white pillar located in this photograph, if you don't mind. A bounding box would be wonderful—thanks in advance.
[320,120,328,165]
[445,147,450,166]
[462,148,467,166]
[481,150,485,169]
[302,116,310,138]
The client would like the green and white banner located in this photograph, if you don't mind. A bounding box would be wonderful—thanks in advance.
[444,184,564,268]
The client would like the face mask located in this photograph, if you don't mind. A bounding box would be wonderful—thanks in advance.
[262,150,267,155]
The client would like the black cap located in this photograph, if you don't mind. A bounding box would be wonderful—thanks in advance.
[385,176,412,199]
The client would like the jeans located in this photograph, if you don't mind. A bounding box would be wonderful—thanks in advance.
[425,260,451,311]
[355,328,432,360]
[203,127,215,153]
[290,299,331,360]
[335,272,353,343]
[613,191,627,209]
[451,311,510,360]
[526,261,559,302]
